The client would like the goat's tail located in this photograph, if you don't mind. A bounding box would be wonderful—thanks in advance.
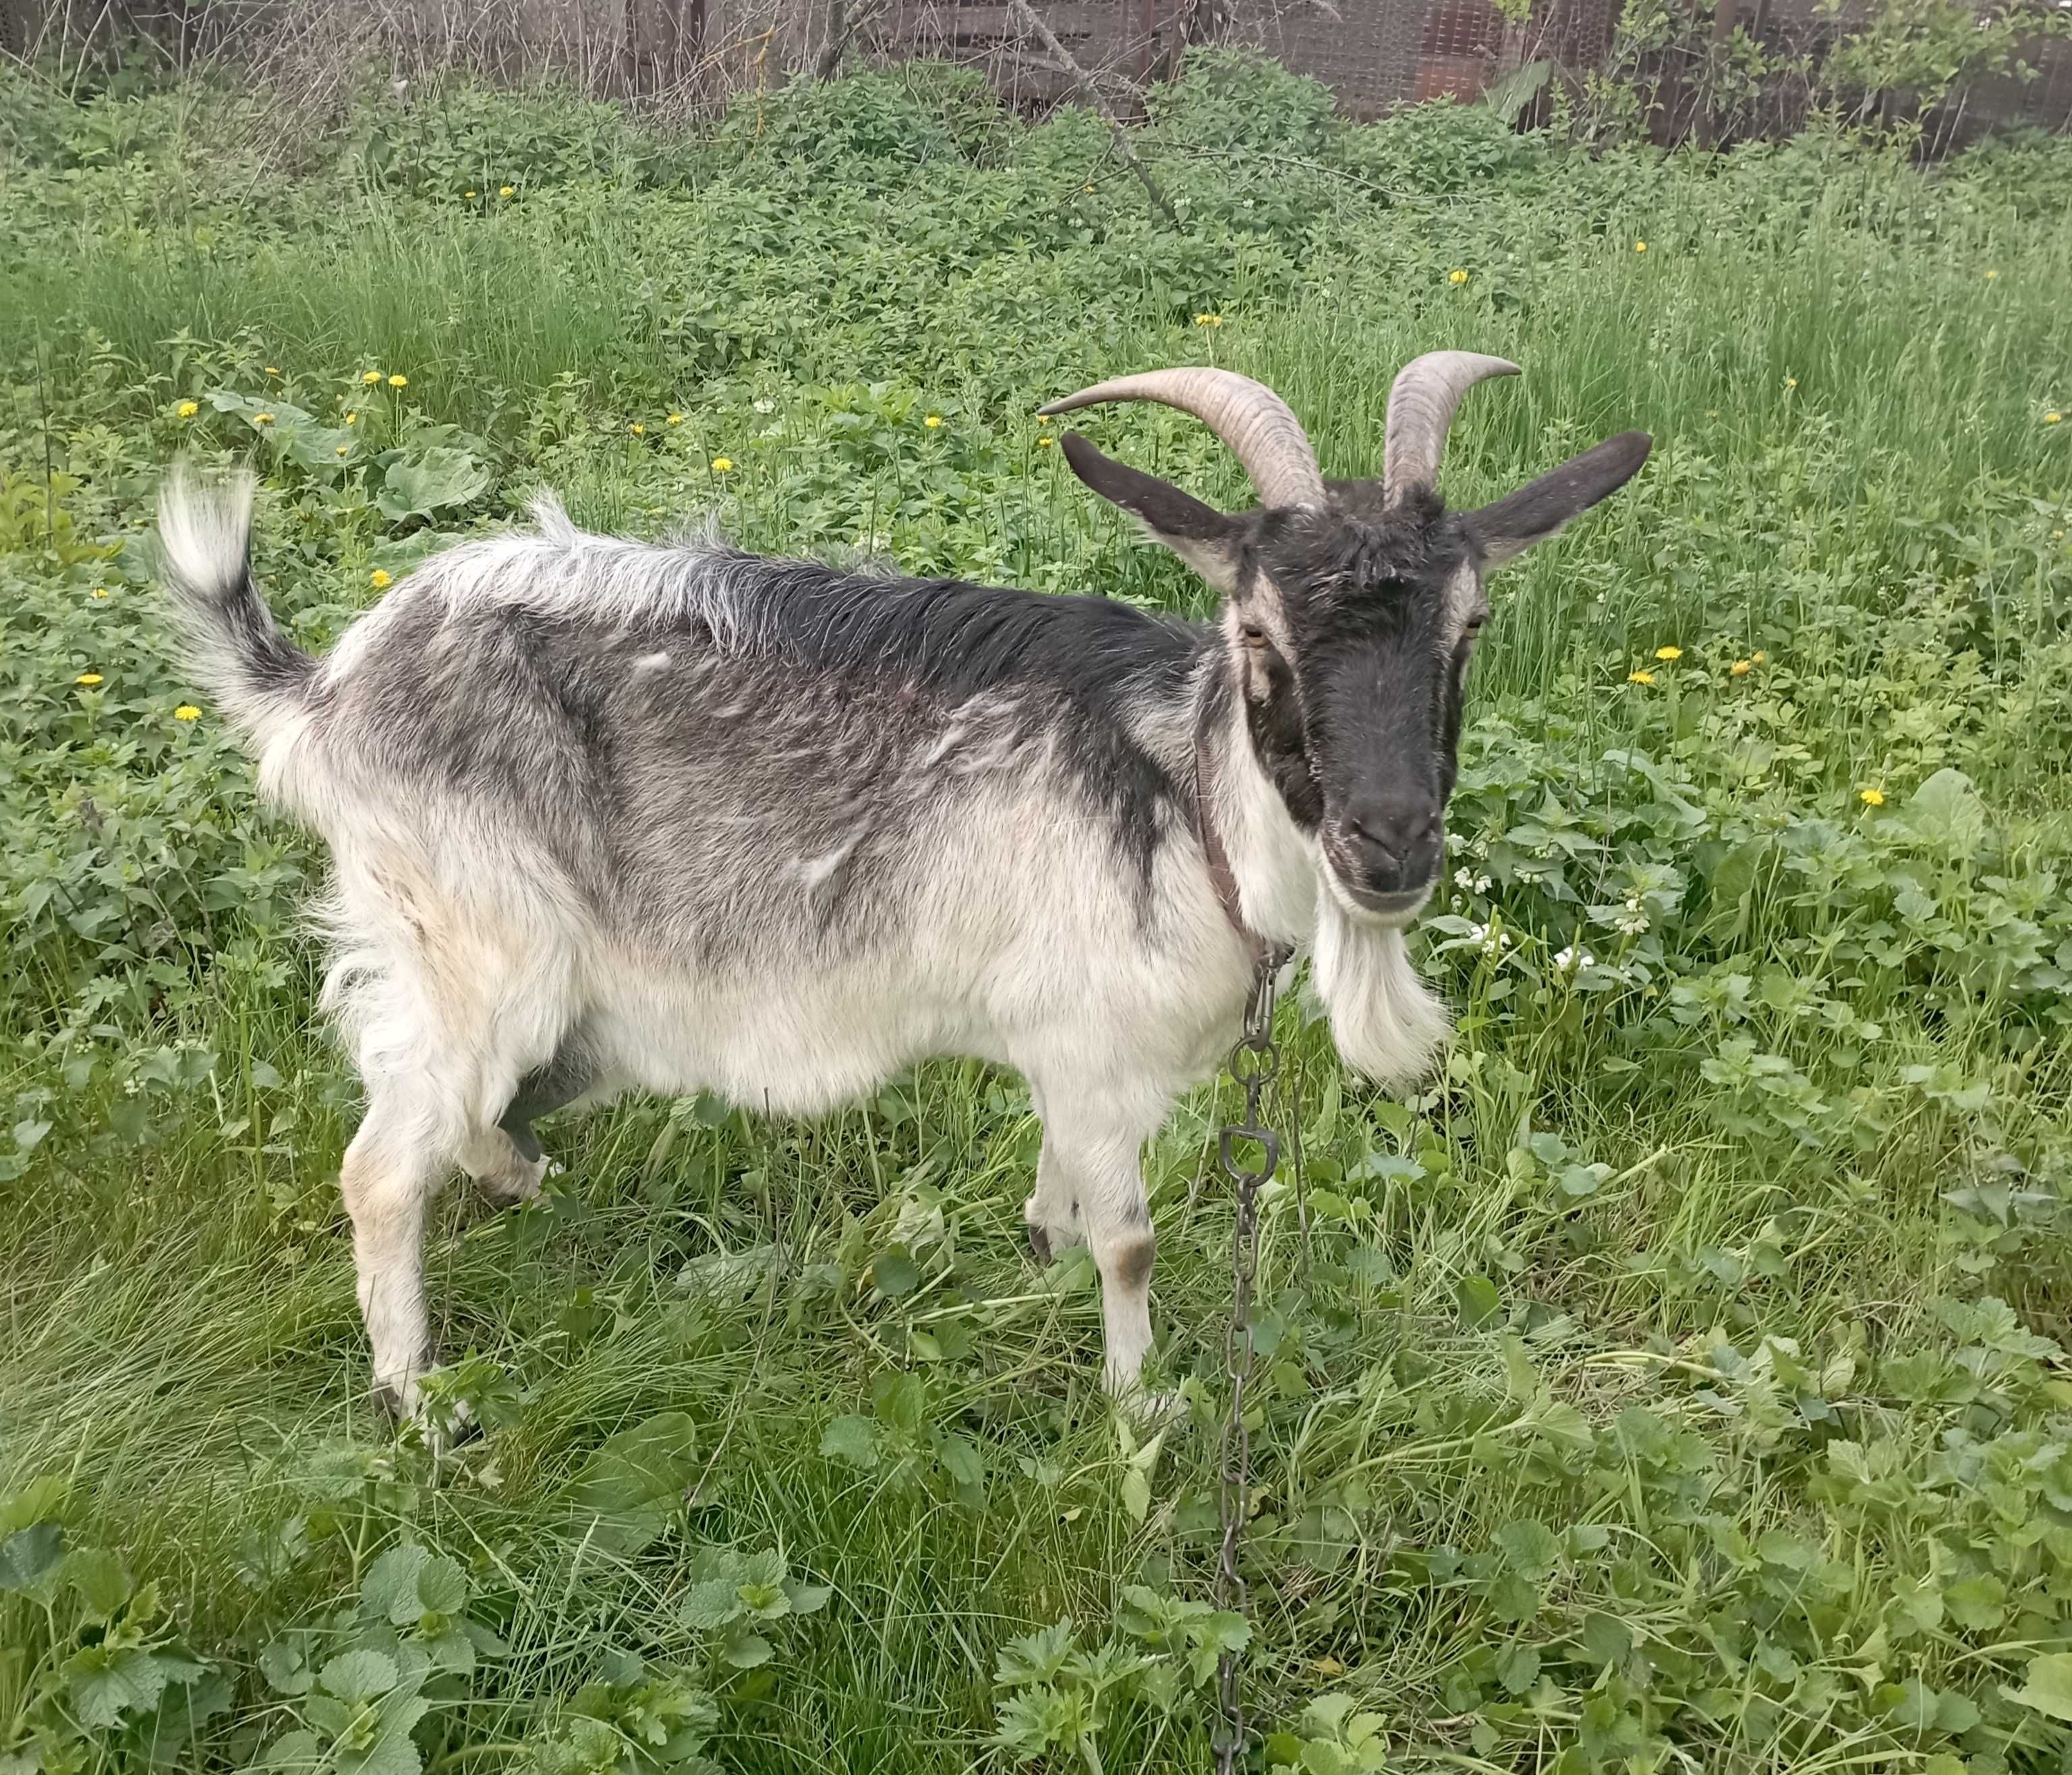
[157,467,318,751]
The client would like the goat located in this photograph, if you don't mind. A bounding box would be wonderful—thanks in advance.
[157,356,1649,1420]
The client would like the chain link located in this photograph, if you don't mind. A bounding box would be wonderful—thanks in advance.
[1212,950,1286,1774]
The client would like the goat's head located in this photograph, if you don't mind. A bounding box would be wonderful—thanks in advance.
[1045,357,1650,925]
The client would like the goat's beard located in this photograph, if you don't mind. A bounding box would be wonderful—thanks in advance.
[1312,889,1451,1088]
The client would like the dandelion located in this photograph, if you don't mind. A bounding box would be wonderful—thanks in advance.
[1193,312,1224,328]
[1448,268,1469,285]
[1628,670,1656,685]
[499,185,515,198]
[177,399,198,418]
[631,421,646,436]
[1654,645,1682,660]
[924,414,943,428]
[666,412,685,425]
[363,370,384,384]
[371,569,391,589]
[387,374,408,388]
[1859,786,1885,807]
[252,411,275,425]
[710,457,733,473]
[1634,239,1648,253]
[1730,658,1752,676]
[76,672,104,687]
[174,705,200,721]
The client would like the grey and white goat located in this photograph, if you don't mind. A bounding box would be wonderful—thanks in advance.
[158,355,1648,1416]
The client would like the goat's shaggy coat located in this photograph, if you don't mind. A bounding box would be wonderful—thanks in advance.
[159,361,1647,1416]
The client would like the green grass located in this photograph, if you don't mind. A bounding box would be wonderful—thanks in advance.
[4,53,2072,1775]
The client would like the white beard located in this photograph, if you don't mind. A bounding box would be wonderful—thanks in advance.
[1312,888,1451,1088]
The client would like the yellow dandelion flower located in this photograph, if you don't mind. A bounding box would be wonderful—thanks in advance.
[1193,312,1224,327]
[1859,787,1885,807]
[363,370,384,384]
[631,421,646,436]
[76,672,104,687]
[174,705,201,721]
[2048,412,2063,425]
[1628,670,1655,686]
[499,185,515,198]
[666,412,685,425]
[1729,659,1751,676]
[924,414,943,428]
[177,399,199,418]
[252,411,275,424]
[370,569,391,589]
[387,374,408,388]
[1448,268,1469,285]
[710,457,733,473]
[1654,645,1682,660]
[1634,239,1648,253]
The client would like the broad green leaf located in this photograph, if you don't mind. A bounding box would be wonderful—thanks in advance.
[377,448,490,522]
[362,1546,431,1626]
[67,1546,132,1618]
[2007,1652,2072,1722]
[0,1521,64,1591]
[319,1648,399,1702]
[65,1643,172,1729]
[677,1578,744,1630]
[819,1415,878,1470]
[413,1554,467,1617]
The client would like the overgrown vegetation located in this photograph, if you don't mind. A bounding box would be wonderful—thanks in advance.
[3,51,2072,1775]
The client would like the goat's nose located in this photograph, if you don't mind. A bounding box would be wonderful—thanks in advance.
[1342,798,1441,887]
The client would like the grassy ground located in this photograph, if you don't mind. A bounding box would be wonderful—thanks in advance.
[5,52,2072,1775]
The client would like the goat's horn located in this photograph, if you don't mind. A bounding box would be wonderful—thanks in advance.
[1039,368,1325,512]
[1382,351,1521,505]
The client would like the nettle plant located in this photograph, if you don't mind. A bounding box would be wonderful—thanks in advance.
[0,1481,228,1774]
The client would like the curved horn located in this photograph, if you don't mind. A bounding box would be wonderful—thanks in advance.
[1039,368,1325,512]
[1382,351,1521,505]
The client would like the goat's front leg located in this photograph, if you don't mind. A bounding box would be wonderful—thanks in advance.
[1032,1108,1161,1399]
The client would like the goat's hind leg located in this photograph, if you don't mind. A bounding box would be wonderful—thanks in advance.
[461,1041,594,1206]
[340,1083,455,1420]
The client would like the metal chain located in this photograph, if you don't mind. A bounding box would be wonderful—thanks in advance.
[1212,950,1286,1775]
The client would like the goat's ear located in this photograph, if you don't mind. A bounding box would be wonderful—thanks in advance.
[1061,432,1245,593]
[1464,431,1652,570]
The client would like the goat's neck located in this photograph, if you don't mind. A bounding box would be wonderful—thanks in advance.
[1193,659,1319,951]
